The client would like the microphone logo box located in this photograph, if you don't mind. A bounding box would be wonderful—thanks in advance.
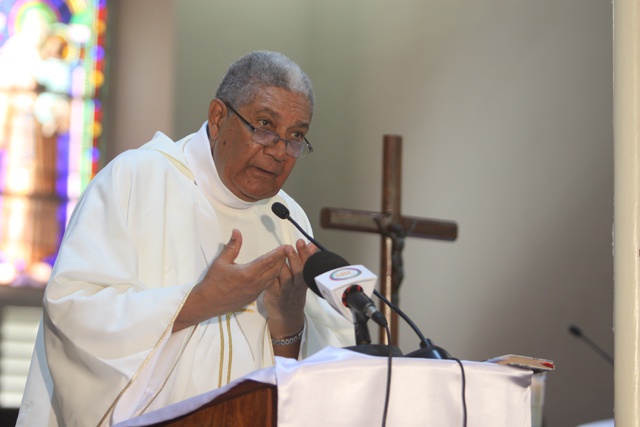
[315,265,377,321]
[330,267,362,280]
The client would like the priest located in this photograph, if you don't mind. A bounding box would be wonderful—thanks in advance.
[17,51,354,427]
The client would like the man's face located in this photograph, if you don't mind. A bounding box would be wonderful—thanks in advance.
[208,87,311,202]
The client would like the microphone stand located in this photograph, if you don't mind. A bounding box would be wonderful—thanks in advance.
[568,324,614,366]
[404,339,452,360]
[354,310,373,345]
[345,309,403,357]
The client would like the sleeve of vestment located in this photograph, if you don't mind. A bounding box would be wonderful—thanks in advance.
[43,149,198,426]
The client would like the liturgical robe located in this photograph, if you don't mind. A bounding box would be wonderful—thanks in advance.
[17,123,355,427]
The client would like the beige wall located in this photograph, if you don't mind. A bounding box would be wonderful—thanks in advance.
[106,0,175,158]
[108,1,614,425]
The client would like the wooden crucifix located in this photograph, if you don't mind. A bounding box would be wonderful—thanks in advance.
[320,135,458,346]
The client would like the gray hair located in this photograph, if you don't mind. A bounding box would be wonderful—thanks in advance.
[215,51,314,116]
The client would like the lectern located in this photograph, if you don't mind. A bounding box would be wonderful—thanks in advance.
[146,381,276,427]
[115,347,533,427]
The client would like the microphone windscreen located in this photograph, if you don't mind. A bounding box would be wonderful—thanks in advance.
[302,251,350,297]
[568,324,583,337]
[271,202,289,219]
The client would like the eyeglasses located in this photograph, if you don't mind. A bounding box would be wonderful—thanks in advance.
[223,101,313,159]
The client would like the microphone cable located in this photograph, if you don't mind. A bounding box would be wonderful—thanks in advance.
[376,325,465,427]
[373,290,426,344]
[452,357,467,427]
[373,289,466,426]
[381,323,393,427]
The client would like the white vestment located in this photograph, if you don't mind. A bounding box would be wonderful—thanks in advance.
[16,123,355,427]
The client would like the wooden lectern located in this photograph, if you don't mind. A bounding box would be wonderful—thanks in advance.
[147,381,276,427]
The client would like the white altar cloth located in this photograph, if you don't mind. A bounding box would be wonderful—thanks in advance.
[115,346,532,427]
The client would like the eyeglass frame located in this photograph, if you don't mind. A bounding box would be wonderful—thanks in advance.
[221,101,314,159]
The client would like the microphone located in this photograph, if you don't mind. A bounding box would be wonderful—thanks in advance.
[271,201,450,358]
[271,202,328,251]
[273,202,384,325]
[303,251,387,327]
[568,324,614,366]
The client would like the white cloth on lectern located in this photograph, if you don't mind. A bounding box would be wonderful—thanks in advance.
[16,123,354,427]
[113,347,534,427]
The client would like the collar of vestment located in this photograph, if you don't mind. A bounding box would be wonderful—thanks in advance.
[184,122,268,211]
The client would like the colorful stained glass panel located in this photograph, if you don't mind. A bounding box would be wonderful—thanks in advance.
[0,0,107,287]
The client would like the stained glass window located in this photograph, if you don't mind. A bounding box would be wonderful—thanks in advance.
[0,0,108,288]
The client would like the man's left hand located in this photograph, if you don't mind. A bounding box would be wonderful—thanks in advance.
[264,239,317,356]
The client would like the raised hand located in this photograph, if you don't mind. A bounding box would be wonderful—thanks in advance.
[264,239,317,351]
[173,229,289,332]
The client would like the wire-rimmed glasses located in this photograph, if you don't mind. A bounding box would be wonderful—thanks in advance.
[223,101,313,159]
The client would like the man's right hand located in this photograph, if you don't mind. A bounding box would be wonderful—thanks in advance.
[173,229,289,332]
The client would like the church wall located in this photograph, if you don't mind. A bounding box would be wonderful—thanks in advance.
[107,1,614,425]
[106,0,175,158]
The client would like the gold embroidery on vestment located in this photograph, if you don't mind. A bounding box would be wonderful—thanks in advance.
[217,315,224,388]
[226,313,233,384]
[97,287,195,427]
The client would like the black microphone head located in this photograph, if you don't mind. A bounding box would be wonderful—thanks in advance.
[302,251,350,297]
[568,324,582,337]
[271,202,290,220]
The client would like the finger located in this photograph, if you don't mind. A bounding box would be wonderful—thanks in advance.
[248,245,288,282]
[285,245,303,273]
[298,239,318,255]
[278,248,296,283]
[268,274,284,294]
[217,229,242,264]
[296,239,316,264]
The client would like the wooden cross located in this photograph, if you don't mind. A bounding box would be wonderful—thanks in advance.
[320,135,458,346]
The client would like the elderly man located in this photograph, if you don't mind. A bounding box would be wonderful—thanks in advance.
[17,51,354,427]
